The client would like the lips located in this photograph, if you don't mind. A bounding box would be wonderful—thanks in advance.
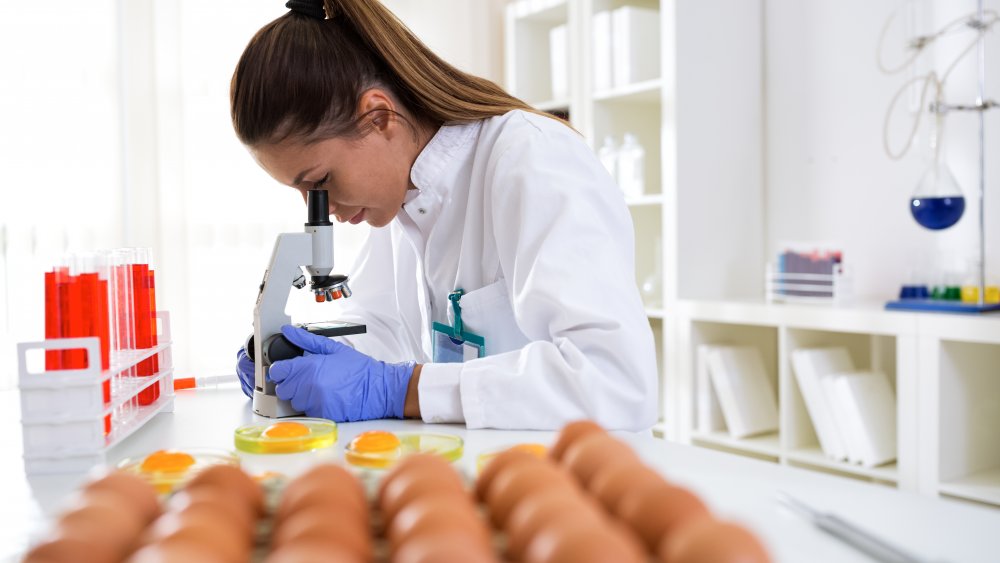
[348,210,366,225]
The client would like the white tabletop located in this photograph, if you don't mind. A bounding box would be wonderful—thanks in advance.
[3,385,998,563]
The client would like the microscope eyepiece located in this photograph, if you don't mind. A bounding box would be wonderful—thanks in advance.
[306,189,332,227]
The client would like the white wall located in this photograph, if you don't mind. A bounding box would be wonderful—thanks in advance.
[385,0,507,83]
[765,0,1000,299]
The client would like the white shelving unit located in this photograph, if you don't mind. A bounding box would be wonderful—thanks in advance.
[505,0,1000,508]
[674,299,1000,505]
[505,0,763,427]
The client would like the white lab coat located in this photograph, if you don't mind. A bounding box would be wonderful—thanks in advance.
[337,110,658,431]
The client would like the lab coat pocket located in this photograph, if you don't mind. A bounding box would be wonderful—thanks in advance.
[448,280,530,356]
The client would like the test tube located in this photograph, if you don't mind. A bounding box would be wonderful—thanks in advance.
[111,249,137,418]
[130,248,159,405]
[69,253,113,435]
[44,266,64,370]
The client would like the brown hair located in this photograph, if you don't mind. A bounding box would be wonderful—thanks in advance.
[231,0,552,146]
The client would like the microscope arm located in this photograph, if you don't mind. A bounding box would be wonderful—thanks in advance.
[252,232,312,418]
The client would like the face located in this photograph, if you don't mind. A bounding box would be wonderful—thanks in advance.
[250,90,428,228]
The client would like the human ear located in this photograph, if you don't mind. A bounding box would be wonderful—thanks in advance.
[357,88,397,136]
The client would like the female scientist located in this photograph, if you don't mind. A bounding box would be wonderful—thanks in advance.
[232,0,657,431]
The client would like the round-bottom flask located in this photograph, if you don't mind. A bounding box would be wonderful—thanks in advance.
[910,114,964,230]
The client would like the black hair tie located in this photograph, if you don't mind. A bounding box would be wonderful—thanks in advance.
[286,0,325,19]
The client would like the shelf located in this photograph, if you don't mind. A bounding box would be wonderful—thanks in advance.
[938,468,1000,506]
[509,0,569,22]
[534,99,571,112]
[593,79,663,103]
[677,299,919,335]
[785,446,899,483]
[625,193,665,207]
[652,420,668,439]
[691,430,781,458]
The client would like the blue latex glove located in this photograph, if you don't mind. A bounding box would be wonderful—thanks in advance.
[236,348,255,398]
[269,324,415,422]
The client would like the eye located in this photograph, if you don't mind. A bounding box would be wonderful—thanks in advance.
[313,173,330,189]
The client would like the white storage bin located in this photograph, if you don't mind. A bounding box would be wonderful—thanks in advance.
[612,6,661,88]
[18,311,175,474]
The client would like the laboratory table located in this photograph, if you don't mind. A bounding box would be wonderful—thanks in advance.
[2,385,999,563]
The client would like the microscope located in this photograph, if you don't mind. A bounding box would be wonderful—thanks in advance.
[246,189,366,418]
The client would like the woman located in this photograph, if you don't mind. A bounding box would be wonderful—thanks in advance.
[232,0,657,431]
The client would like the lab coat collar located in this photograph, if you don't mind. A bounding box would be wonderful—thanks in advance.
[408,120,482,197]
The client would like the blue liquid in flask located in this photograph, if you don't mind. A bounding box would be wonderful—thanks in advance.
[910,196,965,230]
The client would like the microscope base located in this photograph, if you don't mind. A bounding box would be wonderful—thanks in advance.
[253,390,303,418]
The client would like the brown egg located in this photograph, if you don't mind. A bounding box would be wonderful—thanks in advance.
[520,512,604,563]
[549,420,606,461]
[147,508,250,562]
[560,433,638,486]
[284,463,367,508]
[486,462,577,528]
[82,470,161,523]
[275,480,370,524]
[56,501,145,556]
[379,466,468,525]
[387,495,490,549]
[185,465,264,515]
[475,448,545,501]
[22,537,118,563]
[659,519,771,563]
[588,462,667,512]
[505,489,604,560]
[264,540,366,563]
[393,532,498,563]
[128,536,243,563]
[530,522,646,563]
[165,487,256,533]
[376,453,455,506]
[271,506,373,560]
[616,482,711,551]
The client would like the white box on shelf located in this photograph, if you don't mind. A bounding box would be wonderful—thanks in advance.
[611,6,661,88]
[592,10,613,92]
[831,371,897,468]
[706,346,778,438]
[791,347,853,461]
[820,372,862,464]
[18,311,175,474]
[549,23,569,101]
[696,345,726,433]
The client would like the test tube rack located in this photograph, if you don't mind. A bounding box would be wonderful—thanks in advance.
[765,267,853,304]
[17,311,174,475]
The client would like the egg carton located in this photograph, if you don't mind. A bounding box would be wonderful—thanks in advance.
[17,311,175,475]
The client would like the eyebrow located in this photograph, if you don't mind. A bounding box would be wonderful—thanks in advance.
[292,166,318,187]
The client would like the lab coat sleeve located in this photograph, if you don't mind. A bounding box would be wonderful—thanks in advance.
[329,226,415,364]
[427,115,659,431]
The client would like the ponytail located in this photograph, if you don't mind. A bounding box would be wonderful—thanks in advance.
[231,0,559,147]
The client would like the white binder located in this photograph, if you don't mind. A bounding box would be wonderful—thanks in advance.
[791,347,853,461]
[707,346,778,438]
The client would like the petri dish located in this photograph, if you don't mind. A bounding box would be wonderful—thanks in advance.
[345,430,464,469]
[475,443,547,474]
[233,418,338,455]
[118,448,239,494]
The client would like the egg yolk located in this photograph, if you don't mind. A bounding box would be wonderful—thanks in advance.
[262,422,311,439]
[140,450,196,473]
[512,443,547,457]
[350,430,401,453]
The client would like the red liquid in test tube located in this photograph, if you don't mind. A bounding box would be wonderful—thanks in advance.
[44,271,61,370]
[147,269,160,402]
[131,251,158,405]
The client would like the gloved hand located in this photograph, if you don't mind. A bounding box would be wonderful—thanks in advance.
[236,348,255,398]
[269,324,415,422]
